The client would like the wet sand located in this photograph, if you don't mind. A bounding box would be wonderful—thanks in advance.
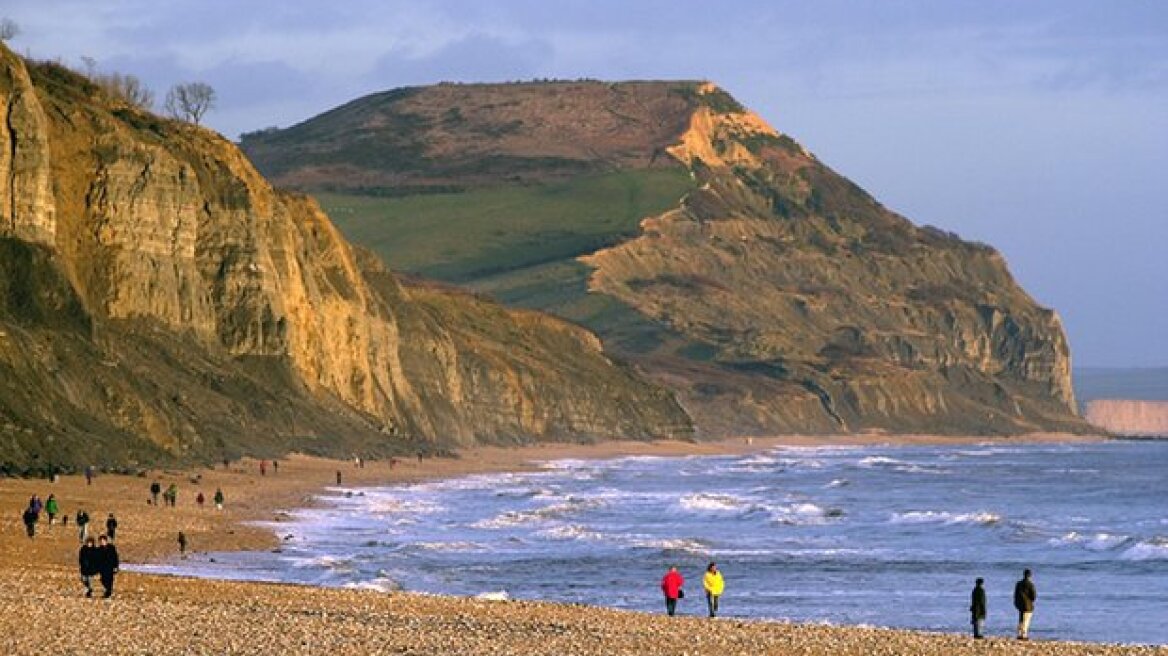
[4,433,1162,655]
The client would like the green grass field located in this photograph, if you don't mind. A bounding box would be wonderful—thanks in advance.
[318,168,694,355]
[317,168,694,283]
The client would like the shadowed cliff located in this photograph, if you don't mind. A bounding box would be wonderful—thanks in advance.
[242,80,1091,437]
[0,48,691,472]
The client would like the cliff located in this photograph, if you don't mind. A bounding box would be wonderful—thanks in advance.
[1084,400,1168,437]
[243,80,1091,436]
[0,48,690,472]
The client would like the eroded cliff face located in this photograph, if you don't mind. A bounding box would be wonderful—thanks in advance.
[238,80,1088,437]
[580,84,1084,434]
[0,49,689,470]
[1085,400,1168,437]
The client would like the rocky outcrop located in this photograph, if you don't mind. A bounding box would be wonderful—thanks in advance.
[0,48,690,471]
[1085,400,1168,436]
[581,83,1082,434]
[242,80,1091,436]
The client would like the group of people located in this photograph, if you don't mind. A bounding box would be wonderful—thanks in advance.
[78,534,120,598]
[971,569,1038,641]
[660,563,724,618]
[663,563,1038,641]
[149,479,224,510]
[20,495,116,543]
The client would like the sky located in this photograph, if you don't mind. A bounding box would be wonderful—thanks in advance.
[5,1,1166,367]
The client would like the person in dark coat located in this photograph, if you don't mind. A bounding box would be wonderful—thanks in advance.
[95,535,120,598]
[970,578,987,638]
[105,513,118,541]
[150,480,161,505]
[78,537,99,597]
[22,506,37,538]
[76,509,90,542]
[1014,568,1037,640]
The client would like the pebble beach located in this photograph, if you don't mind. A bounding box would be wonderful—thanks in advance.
[2,437,1163,655]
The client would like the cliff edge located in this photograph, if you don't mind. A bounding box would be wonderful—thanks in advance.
[0,48,690,472]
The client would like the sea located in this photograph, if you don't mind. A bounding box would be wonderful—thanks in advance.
[132,440,1168,645]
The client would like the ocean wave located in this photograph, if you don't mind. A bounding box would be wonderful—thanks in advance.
[858,456,948,475]
[471,496,605,529]
[1119,537,1168,561]
[536,524,606,542]
[409,541,486,553]
[367,498,445,515]
[769,502,844,525]
[678,492,750,513]
[343,576,402,593]
[1049,531,1131,551]
[631,537,708,554]
[890,510,1000,526]
[289,554,355,571]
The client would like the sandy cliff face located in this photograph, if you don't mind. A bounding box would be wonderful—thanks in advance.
[0,49,689,470]
[1085,400,1168,436]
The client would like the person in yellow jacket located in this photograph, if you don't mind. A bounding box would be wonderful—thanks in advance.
[703,562,724,617]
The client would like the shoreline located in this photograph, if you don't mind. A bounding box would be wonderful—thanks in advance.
[7,432,1162,655]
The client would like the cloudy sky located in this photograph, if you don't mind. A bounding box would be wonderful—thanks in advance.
[6,1,1166,368]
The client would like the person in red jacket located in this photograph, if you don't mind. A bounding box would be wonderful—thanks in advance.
[661,565,685,616]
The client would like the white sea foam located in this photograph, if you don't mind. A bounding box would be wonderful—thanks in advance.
[411,541,485,552]
[768,502,844,525]
[631,537,707,554]
[471,497,605,529]
[859,456,947,474]
[826,478,850,488]
[1120,538,1168,561]
[1049,531,1131,551]
[536,524,605,542]
[678,492,749,512]
[891,510,1000,526]
[344,576,402,593]
[367,498,445,515]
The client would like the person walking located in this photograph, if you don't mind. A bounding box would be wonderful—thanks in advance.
[971,578,987,639]
[1014,568,1037,640]
[703,562,725,618]
[661,565,685,616]
[95,535,120,598]
[260,460,267,476]
[150,479,161,506]
[177,531,188,557]
[85,465,94,486]
[78,537,99,597]
[213,487,224,510]
[196,491,205,509]
[45,494,59,525]
[105,513,118,541]
[22,505,37,538]
[165,483,178,507]
[76,509,90,542]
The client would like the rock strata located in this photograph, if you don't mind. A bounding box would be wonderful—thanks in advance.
[0,46,690,470]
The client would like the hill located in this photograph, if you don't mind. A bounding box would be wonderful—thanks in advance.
[0,48,691,473]
[242,80,1091,436]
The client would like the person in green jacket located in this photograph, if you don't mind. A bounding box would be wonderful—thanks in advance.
[45,494,59,525]
[213,487,224,510]
[703,562,725,617]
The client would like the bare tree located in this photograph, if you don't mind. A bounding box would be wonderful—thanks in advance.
[94,71,154,110]
[165,82,216,125]
[0,18,19,42]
